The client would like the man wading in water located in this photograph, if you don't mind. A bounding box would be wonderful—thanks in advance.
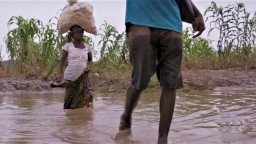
[118,0,205,143]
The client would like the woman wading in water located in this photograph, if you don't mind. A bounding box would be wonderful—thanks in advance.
[55,25,93,109]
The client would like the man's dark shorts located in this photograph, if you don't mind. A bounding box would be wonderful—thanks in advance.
[126,24,183,90]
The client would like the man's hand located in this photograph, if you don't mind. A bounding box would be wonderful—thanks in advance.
[192,14,205,38]
[190,1,205,38]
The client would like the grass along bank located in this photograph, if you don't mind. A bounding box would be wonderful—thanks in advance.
[0,2,256,83]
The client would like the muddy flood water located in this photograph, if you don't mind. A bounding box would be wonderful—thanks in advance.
[0,87,255,144]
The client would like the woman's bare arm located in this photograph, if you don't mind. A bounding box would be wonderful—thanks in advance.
[85,52,93,71]
[56,50,68,81]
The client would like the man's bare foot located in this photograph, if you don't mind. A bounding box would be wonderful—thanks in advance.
[119,114,131,131]
[157,135,168,144]
[111,129,132,140]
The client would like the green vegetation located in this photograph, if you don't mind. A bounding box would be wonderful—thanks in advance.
[203,2,256,69]
[4,16,65,78]
[183,2,256,69]
[95,21,129,69]
[1,2,256,79]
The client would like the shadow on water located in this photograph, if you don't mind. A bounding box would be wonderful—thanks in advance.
[0,87,255,144]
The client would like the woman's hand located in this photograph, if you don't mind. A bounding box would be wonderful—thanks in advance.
[56,73,62,82]
[84,66,90,73]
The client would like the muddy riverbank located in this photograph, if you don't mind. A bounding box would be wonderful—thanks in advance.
[1,69,256,94]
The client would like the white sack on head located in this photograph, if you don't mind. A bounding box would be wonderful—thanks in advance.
[67,0,77,5]
[57,1,97,35]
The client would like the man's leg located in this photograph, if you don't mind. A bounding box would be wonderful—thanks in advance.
[153,28,182,144]
[119,85,142,130]
[119,25,155,131]
[157,87,176,144]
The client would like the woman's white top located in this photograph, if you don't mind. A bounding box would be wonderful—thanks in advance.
[62,42,91,81]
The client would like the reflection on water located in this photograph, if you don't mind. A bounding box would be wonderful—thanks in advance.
[0,87,255,144]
